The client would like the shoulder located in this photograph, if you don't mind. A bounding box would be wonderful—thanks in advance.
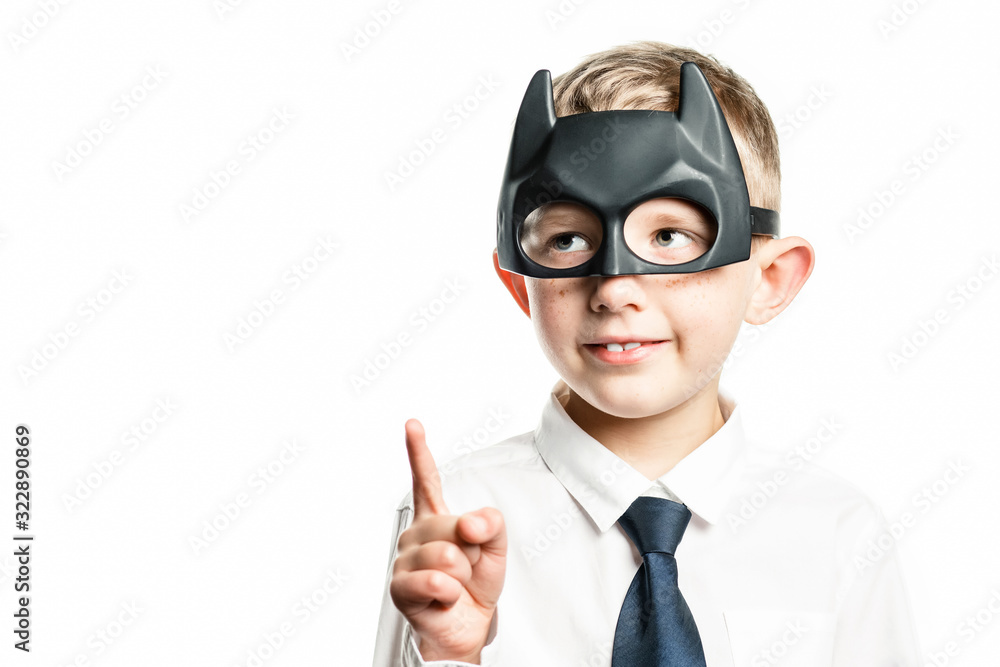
[738,439,887,532]
[439,428,541,476]
[722,443,896,583]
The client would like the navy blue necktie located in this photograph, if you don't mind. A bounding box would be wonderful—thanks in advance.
[612,496,707,667]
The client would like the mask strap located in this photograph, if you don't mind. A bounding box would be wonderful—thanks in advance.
[749,207,780,238]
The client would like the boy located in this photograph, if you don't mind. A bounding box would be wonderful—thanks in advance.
[372,41,920,666]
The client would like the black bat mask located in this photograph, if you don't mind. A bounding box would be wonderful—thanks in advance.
[496,62,780,278]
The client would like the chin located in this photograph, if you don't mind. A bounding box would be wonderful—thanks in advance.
[578,380,680,420]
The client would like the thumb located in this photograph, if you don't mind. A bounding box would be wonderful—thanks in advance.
[458,508,507,607]
[457,507,507,557]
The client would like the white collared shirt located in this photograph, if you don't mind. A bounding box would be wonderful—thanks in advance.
[372,380,921,666]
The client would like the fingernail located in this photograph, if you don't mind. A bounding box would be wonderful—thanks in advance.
[466,515,485,533]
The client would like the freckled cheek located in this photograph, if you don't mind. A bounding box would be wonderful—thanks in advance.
[529,290,581,354]
[666,287,741,348]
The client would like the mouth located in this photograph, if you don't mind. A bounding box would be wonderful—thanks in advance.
[583,339,669,351]
[582,339,670,364]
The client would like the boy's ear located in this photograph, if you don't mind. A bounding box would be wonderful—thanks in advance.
[493,248,531,318]
[744,236,815,325]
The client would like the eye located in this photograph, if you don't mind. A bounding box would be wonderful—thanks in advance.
[551,233,592,253]
[622,197,718,266]
[519,201,603,269]
[654,229,694,249]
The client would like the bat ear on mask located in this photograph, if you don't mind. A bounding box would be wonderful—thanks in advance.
[496,62,780,279]
[507,69,557,180]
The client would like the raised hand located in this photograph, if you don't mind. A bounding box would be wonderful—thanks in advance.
[389,418,507,663]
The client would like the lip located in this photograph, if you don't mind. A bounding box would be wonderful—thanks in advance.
[583,340,669,365]
[586,336,664,345]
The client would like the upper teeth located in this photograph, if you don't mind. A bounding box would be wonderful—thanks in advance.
[605,342,642,351]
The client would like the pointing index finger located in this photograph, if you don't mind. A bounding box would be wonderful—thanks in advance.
[405,418,449,518]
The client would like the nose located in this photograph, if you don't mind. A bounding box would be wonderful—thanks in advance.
[590,274,646,313]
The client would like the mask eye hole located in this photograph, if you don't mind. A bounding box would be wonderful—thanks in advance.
[519,201,603,269]
[623,198,717,265]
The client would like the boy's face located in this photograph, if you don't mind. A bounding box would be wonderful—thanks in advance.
[518,196,759,419]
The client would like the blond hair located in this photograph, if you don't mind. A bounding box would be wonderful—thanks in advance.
[551,40,781,251]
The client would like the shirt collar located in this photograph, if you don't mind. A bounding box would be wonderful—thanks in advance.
[533,379,747,532]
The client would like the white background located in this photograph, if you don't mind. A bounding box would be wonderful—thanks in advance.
[2,0,998,665]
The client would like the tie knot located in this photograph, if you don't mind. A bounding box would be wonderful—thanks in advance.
[617,496,692,556]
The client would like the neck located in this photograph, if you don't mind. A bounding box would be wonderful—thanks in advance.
[563,381,726,480]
